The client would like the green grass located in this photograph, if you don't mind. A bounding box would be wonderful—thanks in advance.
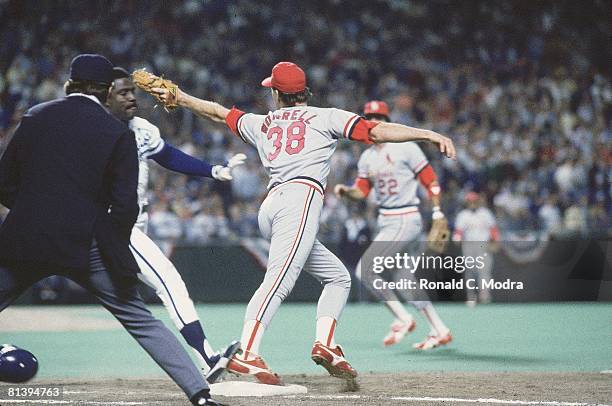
[3,302,611,378]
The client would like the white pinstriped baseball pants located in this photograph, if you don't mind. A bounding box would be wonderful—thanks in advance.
[245,180,352,328]
[129,226,199,330]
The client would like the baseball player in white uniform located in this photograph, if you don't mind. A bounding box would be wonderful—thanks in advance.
[335,101,452,350]
[107,68,242,383]
[453,192,500,305]
[150,61,456,385]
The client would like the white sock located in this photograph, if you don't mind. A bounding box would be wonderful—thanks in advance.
[385,301,415,324]
[240,319,265,360]
[420,303,449,336]
[316,316,337,347]
[191,348,208,371]
[194,340,220,372]
[203,339,216,358]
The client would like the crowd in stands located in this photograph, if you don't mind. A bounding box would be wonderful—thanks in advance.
[1,0,610,250]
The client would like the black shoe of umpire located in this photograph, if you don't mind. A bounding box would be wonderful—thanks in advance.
[190,389,222,406]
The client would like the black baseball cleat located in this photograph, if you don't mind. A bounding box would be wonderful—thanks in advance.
[190,388,223,406]
[205,340,242,384]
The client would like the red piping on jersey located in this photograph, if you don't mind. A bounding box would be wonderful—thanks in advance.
[343,114,359,138]
[413,159,429,174]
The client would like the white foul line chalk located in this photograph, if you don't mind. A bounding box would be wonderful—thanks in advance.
[0,400,145,405]
[291,394,609,406]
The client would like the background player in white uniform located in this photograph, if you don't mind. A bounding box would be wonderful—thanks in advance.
[453,192,500,305]
[150,61,456,385]
[335,101,452,350]
[107,68,243,383]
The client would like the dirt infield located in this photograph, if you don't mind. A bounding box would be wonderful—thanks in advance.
[4,372,609,405]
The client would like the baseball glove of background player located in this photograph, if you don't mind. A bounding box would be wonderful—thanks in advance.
[427,218,450,253]
[132,69,178,110]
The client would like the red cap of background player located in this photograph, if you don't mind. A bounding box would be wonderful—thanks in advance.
[261,62,306,93]
[465,192,479,202]
[363,100,390,117]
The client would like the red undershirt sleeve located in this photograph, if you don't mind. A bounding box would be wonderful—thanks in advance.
[353,177,372,197]
[417,164,441,198]
[348,119,379,145]
[225,107,246,137]
[490,226,500,241]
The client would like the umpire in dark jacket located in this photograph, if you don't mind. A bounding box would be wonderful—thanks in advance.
[0,57,138,277]
[0,54,217,406]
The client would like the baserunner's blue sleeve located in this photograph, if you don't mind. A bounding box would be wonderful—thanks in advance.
[149,143,214,178]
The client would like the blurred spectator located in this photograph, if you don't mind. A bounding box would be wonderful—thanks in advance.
[555,157,586,197]
[183,195,232,244]
[538,195,562,235]
[1,0,610,243]
[563,197,589,237]
[148,202,182,255]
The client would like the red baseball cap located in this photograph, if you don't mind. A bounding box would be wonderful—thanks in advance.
[261,62,306,93]
[363,100,390,117]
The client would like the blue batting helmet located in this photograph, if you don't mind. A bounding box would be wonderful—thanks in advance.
[0,344,38,383]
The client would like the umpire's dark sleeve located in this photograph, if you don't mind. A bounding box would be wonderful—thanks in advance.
[0,119,28,209]
[107,129,139,238]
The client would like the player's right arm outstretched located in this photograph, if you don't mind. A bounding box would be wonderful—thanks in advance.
[151,87,456,159]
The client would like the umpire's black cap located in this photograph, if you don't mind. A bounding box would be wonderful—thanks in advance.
[69,54,114,85]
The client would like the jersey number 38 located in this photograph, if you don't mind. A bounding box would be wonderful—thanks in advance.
[266,121,306,161]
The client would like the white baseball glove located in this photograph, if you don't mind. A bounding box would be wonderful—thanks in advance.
[211,153,247,181]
